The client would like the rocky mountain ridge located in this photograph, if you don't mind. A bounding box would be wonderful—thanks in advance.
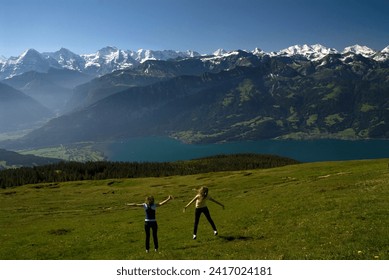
[0,47,201,79]
[1,44,389,80]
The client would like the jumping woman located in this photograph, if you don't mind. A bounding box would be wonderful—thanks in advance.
[183,186,224,240]
[127,195,173,252]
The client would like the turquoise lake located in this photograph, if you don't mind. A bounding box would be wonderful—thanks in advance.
[105,138,389,163]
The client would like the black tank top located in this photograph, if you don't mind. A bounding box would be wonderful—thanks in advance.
[145,204,156,221]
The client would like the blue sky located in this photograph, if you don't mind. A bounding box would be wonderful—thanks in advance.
[1,0,389,57]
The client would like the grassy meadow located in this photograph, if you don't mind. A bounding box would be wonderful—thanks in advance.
[0,158,388,260]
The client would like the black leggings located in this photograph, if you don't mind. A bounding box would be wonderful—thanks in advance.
[194,207,217,235]
[144,221,158,250]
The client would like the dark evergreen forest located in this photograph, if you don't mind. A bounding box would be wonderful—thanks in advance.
[0,153,299,188]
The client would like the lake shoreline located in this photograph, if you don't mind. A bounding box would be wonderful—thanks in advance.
[104,137,389,163]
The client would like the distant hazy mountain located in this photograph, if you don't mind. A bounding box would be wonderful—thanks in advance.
[0,82,53,133]
[3,68,92,113]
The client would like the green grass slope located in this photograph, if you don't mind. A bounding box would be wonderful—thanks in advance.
[0,159,388,260]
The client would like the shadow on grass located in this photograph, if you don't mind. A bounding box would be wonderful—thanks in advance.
[219,235,265,242]
[48,228,73,235]
[175,243,202,250]
[219,235,252,241]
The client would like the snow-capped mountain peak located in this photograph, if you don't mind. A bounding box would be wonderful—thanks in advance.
[213,49,228,56]
[1,48,58,78]
[80,47,135,74]
[311,44,338,55]
[252,47,265,56]
[43,48,84,71]
[134,49,156,63]
[373,45,389,61]
[97,46,118,55]
[380,45,389,53]
[276,44,337,61]
[51,47,80,58]
[17,48,43,63]
[132,49,200,63]
[342,45,376,57]
[82,46,117,61]
[280,44,311,55]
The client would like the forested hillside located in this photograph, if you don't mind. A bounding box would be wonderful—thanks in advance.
[0,148,61,170]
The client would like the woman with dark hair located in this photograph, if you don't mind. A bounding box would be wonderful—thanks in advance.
[127,195,173,252]
[183,186,224,240]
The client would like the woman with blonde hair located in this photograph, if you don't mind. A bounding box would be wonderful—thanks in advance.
[183,186,224,239]
[127,195,172,252]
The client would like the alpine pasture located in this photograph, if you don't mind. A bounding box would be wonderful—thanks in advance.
[1,159,388,260]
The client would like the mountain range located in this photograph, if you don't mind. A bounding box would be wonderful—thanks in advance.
[0,47,201,80]
[2,44,389,80]
[0,43,387,150]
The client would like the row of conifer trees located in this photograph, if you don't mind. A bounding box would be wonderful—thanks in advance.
[0,153,299,188]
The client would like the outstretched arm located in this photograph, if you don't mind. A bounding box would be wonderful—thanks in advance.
[125,203,144,207]
[158,195,173,206]
[209,197,225,209]
[183,195,198,212]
